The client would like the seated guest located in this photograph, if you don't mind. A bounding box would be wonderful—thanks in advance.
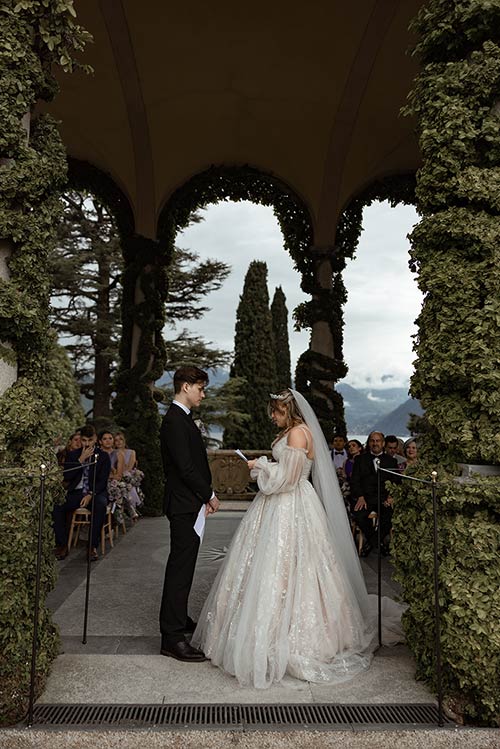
[113,431,143,519]
[57,430,82,468]
[330,433,348,480]
[384,434,406,469]
[99,429,128,526]
[403,439,418,470]
[341,439,364,510]
[350,431,399,557]
[53,424,111,561]
[344,439,364,481]
[98,429,117,473]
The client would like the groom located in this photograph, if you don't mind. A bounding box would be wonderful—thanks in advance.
[159,366,219,662]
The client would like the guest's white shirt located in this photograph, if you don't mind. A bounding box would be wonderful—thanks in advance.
[331,449,347,470]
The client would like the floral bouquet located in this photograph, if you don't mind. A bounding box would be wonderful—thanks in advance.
[108,478,128,524]
[122,468,145,509]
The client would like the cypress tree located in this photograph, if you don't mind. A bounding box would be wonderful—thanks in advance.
[224,261,277,449]
[271,286,292,388]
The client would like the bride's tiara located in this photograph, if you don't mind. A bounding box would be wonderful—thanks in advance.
[269,392,289,401]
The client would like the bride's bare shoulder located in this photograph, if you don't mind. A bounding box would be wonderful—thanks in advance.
[286,425,311,450]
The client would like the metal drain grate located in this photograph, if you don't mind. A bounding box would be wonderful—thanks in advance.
[31,703,452,730]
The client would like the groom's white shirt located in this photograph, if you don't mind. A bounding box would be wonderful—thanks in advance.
[172,399,190,415]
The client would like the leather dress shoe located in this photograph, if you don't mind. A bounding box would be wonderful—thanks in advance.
[161,640,207,662]
[89,548,99,562]
[360,542,373,558]
[55,545,68,560]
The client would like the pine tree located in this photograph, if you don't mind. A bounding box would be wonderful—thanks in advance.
[49,190,122,419]
[271,286,292,388]
[50,198,231,417]
[224,261,277,449]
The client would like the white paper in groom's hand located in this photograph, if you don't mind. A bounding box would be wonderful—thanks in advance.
[234,449,248,462]
[194,504,206,540]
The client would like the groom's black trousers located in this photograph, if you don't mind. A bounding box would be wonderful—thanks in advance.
[160,511,200,645]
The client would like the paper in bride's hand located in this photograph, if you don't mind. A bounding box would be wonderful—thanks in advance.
[193,504,206,540]
[234,449,248,462]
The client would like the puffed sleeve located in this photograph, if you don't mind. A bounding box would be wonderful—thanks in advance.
[250,446,307,495]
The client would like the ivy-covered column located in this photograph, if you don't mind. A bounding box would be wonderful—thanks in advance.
[0,0,90,724]
[405,0,500,464]
[295,246,347,438]
[113,235,168,514]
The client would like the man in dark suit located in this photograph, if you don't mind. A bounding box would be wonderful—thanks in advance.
[53,423,111,561]
[159,366,219,662]
[350,431,399,557]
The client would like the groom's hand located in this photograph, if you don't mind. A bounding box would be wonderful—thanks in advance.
[208,495,220,513]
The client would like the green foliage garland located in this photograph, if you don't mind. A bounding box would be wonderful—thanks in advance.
[0,0,90,725]
[388,0,500,726]
[392,469,500,725]
[113,235,167,514]
[158,166,337,417]
[404,0,500,464]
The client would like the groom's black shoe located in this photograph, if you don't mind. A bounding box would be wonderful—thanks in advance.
[161,640,207,662]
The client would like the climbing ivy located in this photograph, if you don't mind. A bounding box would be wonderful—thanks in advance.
[403,0,500,464]
[0,0,90,725]
[387,0,500,728]
[392,466,500,725]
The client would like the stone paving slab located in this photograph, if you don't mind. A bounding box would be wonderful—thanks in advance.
[1,728,499,749]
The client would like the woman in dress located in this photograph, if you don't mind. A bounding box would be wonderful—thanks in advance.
[344,439,364,481]
[114,431,143,519]
[192,389,403,688]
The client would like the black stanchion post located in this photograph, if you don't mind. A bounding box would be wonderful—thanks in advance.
[27,463,46,727]
[82,453,98,644]
[376,459,382,647]
[431,470,444,727]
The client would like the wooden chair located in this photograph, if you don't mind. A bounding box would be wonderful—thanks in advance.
[67,505,114,555]
[114,516,127,538]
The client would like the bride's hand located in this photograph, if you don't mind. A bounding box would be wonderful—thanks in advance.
[247,459,257,470]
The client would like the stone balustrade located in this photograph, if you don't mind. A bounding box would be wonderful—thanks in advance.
[207,450,272,501]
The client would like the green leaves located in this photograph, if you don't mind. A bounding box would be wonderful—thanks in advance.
[392,472,500,724]
[0,1,91,724]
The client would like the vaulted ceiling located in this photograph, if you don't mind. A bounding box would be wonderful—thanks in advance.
[43,0,425,242]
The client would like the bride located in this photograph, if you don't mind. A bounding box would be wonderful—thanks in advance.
[192,388,403,688]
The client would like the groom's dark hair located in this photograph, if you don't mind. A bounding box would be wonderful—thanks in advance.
[173,366,209,393]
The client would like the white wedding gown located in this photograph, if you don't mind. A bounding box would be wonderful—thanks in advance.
[192,434,400,688]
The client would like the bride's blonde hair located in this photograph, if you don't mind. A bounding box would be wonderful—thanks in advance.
[268,389,304,444]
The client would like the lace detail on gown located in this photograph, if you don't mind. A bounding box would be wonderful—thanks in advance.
[191,436,392,688]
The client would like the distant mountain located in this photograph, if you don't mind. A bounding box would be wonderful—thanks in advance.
[370,397,424,437]
[337,383,410,434]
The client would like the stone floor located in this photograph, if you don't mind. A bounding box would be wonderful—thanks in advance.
[2,513,498,746]
[39,513,430,705]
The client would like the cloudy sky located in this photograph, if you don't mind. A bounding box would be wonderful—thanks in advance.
[174,199,423,391]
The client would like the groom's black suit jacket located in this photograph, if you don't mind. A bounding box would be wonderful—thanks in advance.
[160,403,213,517]
[350,451,399,508]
